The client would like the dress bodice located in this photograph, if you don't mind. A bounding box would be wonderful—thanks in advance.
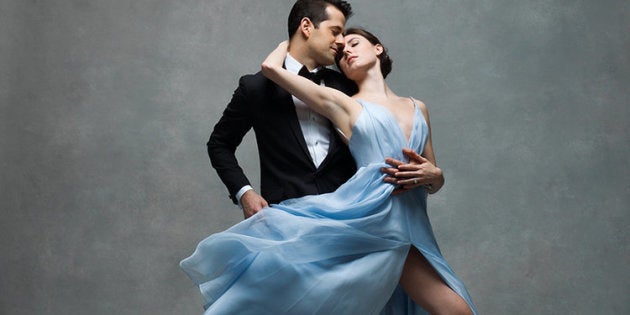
[349,100,428,167]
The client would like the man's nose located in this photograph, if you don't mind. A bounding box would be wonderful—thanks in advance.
[335,33,344,45]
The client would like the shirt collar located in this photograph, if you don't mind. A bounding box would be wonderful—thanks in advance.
[285,53,322,74]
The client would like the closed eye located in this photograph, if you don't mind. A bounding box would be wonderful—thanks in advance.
[347,39,359,47]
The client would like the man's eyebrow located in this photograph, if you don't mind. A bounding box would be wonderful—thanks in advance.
[330,26,343,31]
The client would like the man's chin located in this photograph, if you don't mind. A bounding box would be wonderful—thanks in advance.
[319,56,336,67]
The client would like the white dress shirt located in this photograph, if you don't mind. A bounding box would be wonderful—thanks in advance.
[236,54,332,206]
[284,53,332,167]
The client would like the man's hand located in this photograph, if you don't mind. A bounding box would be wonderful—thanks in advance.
[381,148,444,195]
[240,190,269,219]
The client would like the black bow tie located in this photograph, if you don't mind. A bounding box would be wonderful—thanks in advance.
[298,66,323,84]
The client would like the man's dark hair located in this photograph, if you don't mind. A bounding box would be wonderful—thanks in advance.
[287,0,353,38]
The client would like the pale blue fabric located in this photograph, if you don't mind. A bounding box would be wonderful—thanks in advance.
[180,100,477,314]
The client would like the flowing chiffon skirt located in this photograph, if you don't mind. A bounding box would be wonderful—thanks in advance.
[181,100,477,314]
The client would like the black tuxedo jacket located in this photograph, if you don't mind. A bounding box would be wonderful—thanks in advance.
[208,68,358,205]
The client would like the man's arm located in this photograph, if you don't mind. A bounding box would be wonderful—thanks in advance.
[208,75,268,217]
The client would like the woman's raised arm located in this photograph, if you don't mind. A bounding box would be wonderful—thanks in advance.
[261,41,360,138]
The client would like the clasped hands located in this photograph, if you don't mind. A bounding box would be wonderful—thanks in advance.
[381,148,443,195]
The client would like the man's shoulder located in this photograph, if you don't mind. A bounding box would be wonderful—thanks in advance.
[321,68,358,95]
[235,71,286,100]
[320,68,345,79]
[238,71,269,87]
[231,71,273,95]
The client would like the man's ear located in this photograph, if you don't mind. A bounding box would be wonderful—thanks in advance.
[299,17,314,38]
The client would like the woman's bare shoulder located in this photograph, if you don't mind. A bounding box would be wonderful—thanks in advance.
[409,97,429,114]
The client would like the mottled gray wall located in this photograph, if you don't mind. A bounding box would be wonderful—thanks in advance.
[1,0,628,314]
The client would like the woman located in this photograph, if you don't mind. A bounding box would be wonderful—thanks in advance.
[181,28,477,315]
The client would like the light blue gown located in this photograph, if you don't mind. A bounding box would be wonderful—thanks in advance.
[180,100,477,314]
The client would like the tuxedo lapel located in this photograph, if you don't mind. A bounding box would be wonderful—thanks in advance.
[270,66,354,172]
[274,84,316,169]
[316,122,345,171]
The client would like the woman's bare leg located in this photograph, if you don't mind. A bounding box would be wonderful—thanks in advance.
[399,246,473,315]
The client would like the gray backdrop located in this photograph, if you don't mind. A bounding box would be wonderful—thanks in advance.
[1,0,628,314]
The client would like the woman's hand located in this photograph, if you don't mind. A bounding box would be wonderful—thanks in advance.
[262,41,289,72]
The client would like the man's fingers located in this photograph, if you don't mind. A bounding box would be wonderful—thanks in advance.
[383,176,398,184]
[381,167,399,175]
[384,157,404,167]
[242,208,254,219]
[402,148,427,163]
[394,170,423,178]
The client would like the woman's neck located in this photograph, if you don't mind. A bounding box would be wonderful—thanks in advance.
[354,70,394,101]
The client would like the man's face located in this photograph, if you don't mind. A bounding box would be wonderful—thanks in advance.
[307,5,346,66]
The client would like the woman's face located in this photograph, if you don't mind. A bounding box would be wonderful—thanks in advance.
[338,34,383,79]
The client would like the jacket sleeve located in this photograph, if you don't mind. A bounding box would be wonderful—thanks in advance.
[207,75,253,204]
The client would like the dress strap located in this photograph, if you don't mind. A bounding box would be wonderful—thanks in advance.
[409,97,418,109]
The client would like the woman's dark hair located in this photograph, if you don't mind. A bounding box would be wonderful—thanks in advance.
[287,0,353,38]
[336,28,393,78]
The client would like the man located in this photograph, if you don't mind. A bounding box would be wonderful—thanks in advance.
[208,0,437,219]
[208,0,356,219]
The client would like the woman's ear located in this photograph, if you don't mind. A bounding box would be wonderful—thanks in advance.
[375,44,384,56]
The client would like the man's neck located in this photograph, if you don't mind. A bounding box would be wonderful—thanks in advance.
[288,43,320,71]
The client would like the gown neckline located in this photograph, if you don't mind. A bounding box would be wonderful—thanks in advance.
[352,98,419,146]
